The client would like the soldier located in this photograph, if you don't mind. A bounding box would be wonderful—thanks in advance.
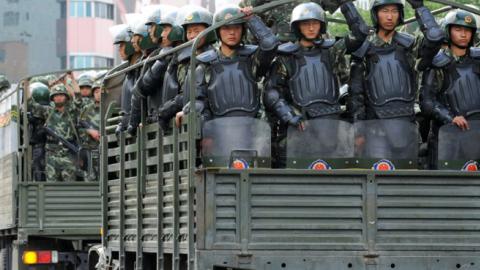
[27,82,50,181]
[131,16,159,58]
[178,5,279,125]
[78,81,101,181]
[75,73,95,107]
[29,84,80,182]
[239,0,324,43]
[113,24,142,134]
[127,9,186,134]
[263,1,369,167]
[145,5,164,46]
[420,10,479,168]
[347,0,444,121]
[157,6,217,129]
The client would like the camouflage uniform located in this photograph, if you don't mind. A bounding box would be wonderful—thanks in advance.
[30,85,79,182]
[75,75,95,108]
[239,0,324,42]
[78,100,100,181]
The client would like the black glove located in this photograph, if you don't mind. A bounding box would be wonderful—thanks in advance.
[127,124,137,136]
[407,0,423,9]
[288,115,303,128]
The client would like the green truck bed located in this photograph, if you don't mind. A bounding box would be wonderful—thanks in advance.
[195,169,480,270]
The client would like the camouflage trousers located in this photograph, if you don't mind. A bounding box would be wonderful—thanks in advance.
[32,144,46,181]
[46,145,76,182]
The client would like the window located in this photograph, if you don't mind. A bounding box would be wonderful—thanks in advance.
[3,11,19,26]
[69,55,114,69]
[70,1,114,20]
[94,2,114,20]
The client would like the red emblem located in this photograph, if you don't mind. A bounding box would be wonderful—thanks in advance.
[230,159,249,170]
[462,161,479,171]
[309,160,332,170]
[372,159,395,171]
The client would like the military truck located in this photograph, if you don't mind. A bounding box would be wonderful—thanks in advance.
[95,1,480,269]
[0,70,103,270]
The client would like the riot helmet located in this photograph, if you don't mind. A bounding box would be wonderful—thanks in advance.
[444,9,477,46]
[30,82,50,105]
[290,2,327,38]
[370,0,405,28]
[179,5,216,43]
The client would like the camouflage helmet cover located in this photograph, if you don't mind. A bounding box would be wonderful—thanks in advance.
[78,74,94,88]
[370,0,405,27]
[290,2,327,36]
[30,82,50,105]
[213,6,246,26]
[178,5,215,43]
[49,84,70,101]
[444,9,478,41]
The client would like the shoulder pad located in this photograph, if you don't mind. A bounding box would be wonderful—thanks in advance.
[196,49,217,63]
[432,51,452,68]
[237,44,258,56]
[352,39,371,58]
[470,47,480,59]
[319,39,336,49]
[177,46,193,63]
[393,32,415,48]
[277,42,300,54]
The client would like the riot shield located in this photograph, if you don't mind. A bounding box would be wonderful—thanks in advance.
[286,119,354,169]
[201,117,271,169]
[438,120,480,171]
[354,119,419,170]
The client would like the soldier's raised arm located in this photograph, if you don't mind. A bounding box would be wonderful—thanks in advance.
[406,0,445,71]
[242,6,280,78]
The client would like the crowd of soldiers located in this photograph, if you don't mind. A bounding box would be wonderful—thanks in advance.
[21,0,480,175]
[26,72,101,182]
[110,0,480,170]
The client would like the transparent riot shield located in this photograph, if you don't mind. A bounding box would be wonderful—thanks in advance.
[286,119,354,169]
[438,120,480,171]
[354,119,419,170]
[201,117,271,169]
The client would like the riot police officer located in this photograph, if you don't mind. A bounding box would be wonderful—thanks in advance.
[158,6,217,129]
[264,1,369,127]
[420,10,480,168]
[347,0,444,121]
[127,9,185,134]
[179,5,279,123]
[113,24,142,134]
[262,1,369,167]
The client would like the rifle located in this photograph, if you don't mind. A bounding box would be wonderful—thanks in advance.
[43,126,80,154]
[79,120,99,131]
